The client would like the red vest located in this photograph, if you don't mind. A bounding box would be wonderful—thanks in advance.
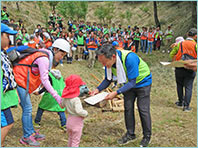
[13,52,48,93]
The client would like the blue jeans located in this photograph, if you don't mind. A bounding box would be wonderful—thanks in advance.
[147,41,153,53]
[35,107,67,127]
[140,40,147,53]
[17,86,35,138]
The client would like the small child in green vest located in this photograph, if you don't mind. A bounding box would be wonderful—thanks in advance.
[33,69,67,131]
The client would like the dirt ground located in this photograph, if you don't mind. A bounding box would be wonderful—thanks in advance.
[4,49,197,147]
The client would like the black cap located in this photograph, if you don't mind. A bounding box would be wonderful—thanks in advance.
[188,28,197,36]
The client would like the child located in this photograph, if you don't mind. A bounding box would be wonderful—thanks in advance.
[33,69,67,131]
[61,74,88,147]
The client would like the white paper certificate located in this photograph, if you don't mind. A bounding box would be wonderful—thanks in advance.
[84,92,109,105]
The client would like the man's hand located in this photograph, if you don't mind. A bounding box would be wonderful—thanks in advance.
[105,91,117,100]
[184,60,197,72]
[90,89,99,96]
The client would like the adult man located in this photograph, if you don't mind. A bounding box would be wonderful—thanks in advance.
[91,44,152,147]
[76,30,86,61]
[86,31,98,68]
[132,27,141,53]
[1,23,19,147]
[12,38,70,146]
[164,25,174,53]
[170,28,197,111]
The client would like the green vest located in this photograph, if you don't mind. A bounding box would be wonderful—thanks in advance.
[112,50,150,84]
[1,70,18,110]
[103,28,109,35]
[1,10,9,21]
[134,32,140,41]
[77,35,84,45]
[166,30,173,39]
[57,16,62,24]
[38,72,65,112]
[155,32,162,39]
[47,29,54,34]
[111,27,117,33]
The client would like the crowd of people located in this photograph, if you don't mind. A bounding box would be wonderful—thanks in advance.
[2,8,176,68]
[1,7,197,148]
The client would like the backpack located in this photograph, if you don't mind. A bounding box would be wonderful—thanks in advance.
[6,46,49,95]
[7,45,49,66]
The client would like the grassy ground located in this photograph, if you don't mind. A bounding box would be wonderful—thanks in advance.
[5,45,197,147]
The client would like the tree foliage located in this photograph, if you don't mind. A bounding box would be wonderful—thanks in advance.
[125,10,132,25]
[48,1,59,11]
[56,1,88,21]
[94,2,115,25]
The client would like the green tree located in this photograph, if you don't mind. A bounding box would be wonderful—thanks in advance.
[48,1,59,11]
[56,1,88,21]
[125,10,132,25]
[94,2,115,25]
[105,2,115,25]
[94,6,106,23]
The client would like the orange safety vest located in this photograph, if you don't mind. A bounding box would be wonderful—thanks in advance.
[13,52,48,93]
[43,36,52,48]
[128,42,136,53]
[87,38,97,49]
[34,37,40,44]
[118,40,124,48]
[28,42,37,49]
[174,40,197,61]
[141,32,148,40]
[147,32,154,42]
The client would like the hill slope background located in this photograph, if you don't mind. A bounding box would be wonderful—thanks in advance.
[2,1,194,38]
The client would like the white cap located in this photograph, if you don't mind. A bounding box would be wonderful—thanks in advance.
[72,47,77,51]
[175,36,184,43]
[52,38,70,53]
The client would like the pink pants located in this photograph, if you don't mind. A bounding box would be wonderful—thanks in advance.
[66,115,84,147]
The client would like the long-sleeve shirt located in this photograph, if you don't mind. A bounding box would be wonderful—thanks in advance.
[30,48,61,104]
[62,97,88,117]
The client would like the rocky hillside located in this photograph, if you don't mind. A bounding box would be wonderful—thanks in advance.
[2,1,194,38]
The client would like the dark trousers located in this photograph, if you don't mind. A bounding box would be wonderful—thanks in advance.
[134,40,140,53]
[123,85,152,137]
[175,68,196,106]
[35,107,67,126]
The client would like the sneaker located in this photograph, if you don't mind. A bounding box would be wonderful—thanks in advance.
[20,135,40,147]
[33,131,45,141]
[183,106,192,112]
[60,63,64,66]
[60,125,67,132]
[175,101,183,108]
[33,121,41,128]
[140,136,151,147]
[117,133,136,145]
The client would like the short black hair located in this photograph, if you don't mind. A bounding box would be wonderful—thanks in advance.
[96,44,116,59]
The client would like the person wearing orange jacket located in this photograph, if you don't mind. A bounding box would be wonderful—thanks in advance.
[147,27,155,54]
[27,35,37,49]
[170,28,197,111]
